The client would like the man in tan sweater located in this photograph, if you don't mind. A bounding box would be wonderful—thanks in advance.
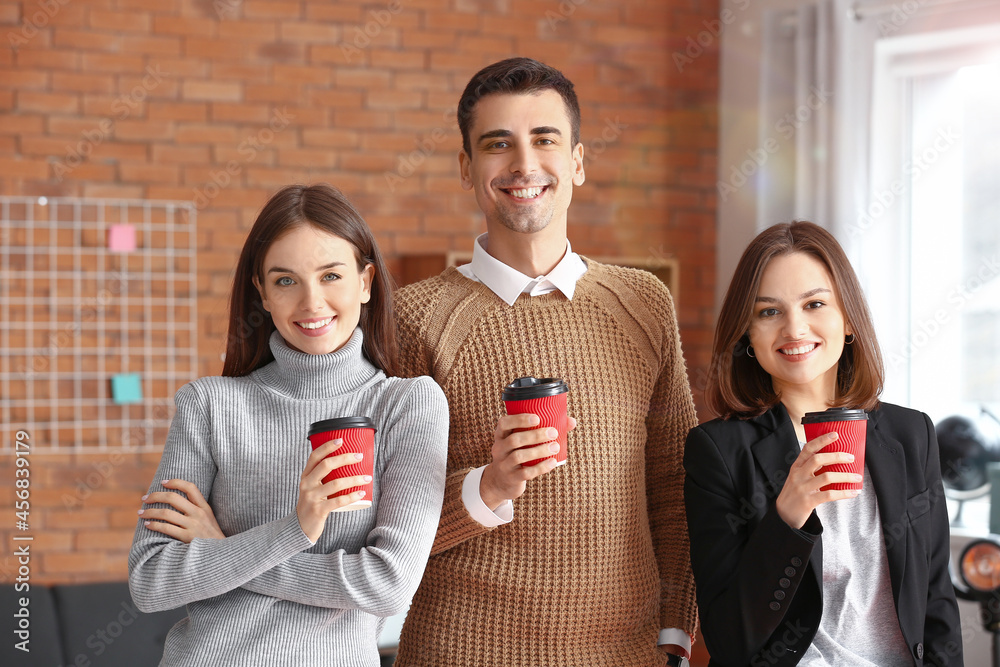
[394,57,698,666]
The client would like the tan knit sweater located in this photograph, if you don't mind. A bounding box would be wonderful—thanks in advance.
[393,259,699,666]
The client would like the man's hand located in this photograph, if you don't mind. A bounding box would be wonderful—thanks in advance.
[479,414,577,511]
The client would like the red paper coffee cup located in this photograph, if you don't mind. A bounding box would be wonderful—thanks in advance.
[502,377,569,467]
[307,416,376,512]
[802,408,868,491]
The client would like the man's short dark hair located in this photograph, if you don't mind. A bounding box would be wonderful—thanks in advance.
[457,57,581,156]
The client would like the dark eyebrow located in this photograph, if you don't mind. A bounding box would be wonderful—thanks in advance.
[477,129,512,144]
[755,287,831,303]
[267,262,346,275]
[476,126,563,145]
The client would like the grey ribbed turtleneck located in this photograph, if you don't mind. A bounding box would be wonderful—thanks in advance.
[128,328,449,667]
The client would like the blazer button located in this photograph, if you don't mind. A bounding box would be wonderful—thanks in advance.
[791,557,803,567]
[915,643,924,660]
[779,578,791,588]
[773,590,786,601]
[784,566,796,577]
[769,601,781,611]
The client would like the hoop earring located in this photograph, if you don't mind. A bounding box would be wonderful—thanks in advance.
[845,334,855,345]
[747,346,755,358]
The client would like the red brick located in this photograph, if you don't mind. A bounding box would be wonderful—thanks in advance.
[369,49,424,70]
[81,52,145,73]
[302,128,360,148]
[211,61,271,82]
[121,33,182,56]
[425,11,480,31]
[0,68,47,89]
[49,71,115,95]
[277,147,337,168]
[217,20,277,41]
[305,4,361,22]
[278,21,341,42]
[52,28,122,51]
[245,83,302,103]
[120,162,180,184]
[272,63,331,86]
[14,48,80,70]
[211,102,273,123]
[17,90,79,114]
[243,0,305,20]
[148,101,208,122]
[113,119,171,140]
[0,157,48,179]
[183,79,243,102]
[366,89,422,110]
[176,124,239,144]
[333,109,391,129]
[184,36,249,60]
[0,114,44,134]
[153,14,217,37]
[308,88,364,109]
[89,8,153,32]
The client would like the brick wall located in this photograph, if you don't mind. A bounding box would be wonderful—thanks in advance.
[0,0,718,584]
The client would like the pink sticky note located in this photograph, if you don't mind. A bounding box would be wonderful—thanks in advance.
[108,224,137,252]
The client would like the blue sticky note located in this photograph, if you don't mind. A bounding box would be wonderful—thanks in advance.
[111,373,143,404]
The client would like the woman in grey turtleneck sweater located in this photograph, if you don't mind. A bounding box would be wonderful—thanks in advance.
[128,184,448,667]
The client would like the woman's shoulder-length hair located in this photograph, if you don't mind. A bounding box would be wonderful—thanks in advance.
[705,221,884,419]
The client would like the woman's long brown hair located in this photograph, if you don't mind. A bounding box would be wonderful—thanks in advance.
[222,184,399,377]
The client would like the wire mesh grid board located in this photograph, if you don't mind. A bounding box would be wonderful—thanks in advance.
[1,196,197,454]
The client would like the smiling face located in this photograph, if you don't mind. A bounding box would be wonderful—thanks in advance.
[459,89,585,236]
[747,252,853,401]
[253,224,373,356]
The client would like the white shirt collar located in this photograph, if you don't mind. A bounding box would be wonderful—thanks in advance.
[456,233,588,306]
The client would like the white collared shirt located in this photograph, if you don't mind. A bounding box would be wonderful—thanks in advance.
[456,232,587,305]
[454,233,689,655]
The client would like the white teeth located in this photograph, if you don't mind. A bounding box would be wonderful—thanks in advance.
[509,187,543,199]
[297,317,333,330]
[780,344,817,355]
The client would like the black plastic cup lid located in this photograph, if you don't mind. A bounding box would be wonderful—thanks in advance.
[502,377,568,401]
[308,416,377,437]
[801,408,868,424]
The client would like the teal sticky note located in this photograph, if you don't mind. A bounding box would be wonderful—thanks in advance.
[111,373,143,404]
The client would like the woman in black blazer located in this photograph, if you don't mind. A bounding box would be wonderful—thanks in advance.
[684,222,962,666]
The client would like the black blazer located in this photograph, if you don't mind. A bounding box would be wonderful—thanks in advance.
[683,402,963,667]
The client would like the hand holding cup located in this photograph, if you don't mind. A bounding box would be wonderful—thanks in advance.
[296,438,372,542]
[480,413,578,511]
[775,431,863,529]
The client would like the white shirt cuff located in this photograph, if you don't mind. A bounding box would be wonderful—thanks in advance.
[658,627,691,653]
[462,465,513,527]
